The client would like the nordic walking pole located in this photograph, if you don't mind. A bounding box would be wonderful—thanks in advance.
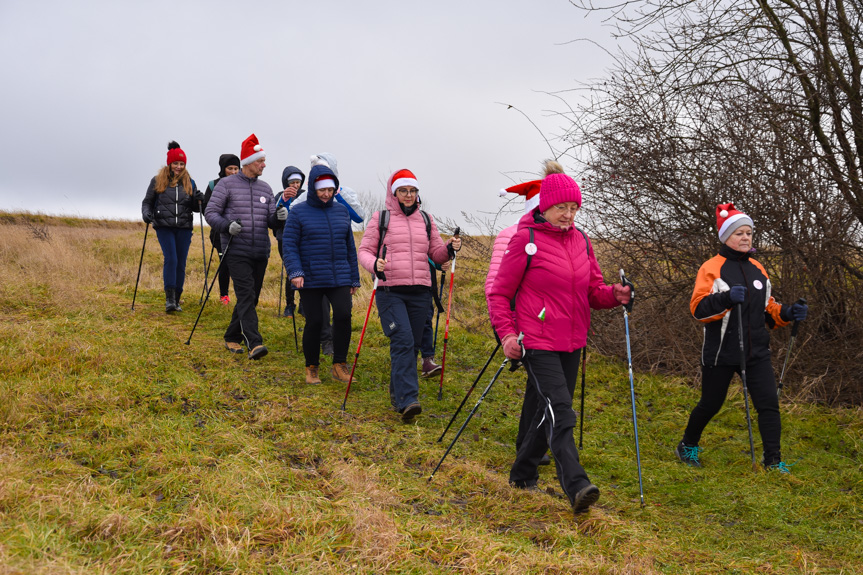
[131,223,150,311]
[438,341,500,443]
[199,200,207,304]
[429,334,522,482]
[200,245,215,305]
[620,269,645,507]
[432,269,445,355]
[277,264,284,317]
[186,221,238,345]
[778,297,806,397]
[578,347,587,449]
[342,246,386,411]
[736,298,757,469]
[438,227,460,401]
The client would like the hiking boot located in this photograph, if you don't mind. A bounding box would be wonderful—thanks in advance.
[175,290,183,312]
[401,402,422,423]
[249,345,268,360]
[305,366,321,384]
[675,441,703,468]
[220,295,230,305]
[165,288,178,313]
[331,362,351,383]
[283,304,295,318]
[421,357,442,377]
[572,484,600,515]
[321,339,334,356]
[764,460,794,474]
[539,453,551,466]
[224,341,244,354]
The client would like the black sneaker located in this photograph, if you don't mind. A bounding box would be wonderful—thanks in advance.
[675,441,703,468]
[539,453,551,466]
[572,484,600,515]
[401,402,422,423]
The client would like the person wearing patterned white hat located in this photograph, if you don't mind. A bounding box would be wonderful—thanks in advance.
[677,202,808,473]
[204,133,287,360]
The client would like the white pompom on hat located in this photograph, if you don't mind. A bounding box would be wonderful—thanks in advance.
[716,202,754,242]
[240,133,266,166]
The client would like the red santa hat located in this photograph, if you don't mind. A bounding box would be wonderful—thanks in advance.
[240,133,266,166]
[499,179,541,214]
[716,202,754,242]
[390,169,419,194]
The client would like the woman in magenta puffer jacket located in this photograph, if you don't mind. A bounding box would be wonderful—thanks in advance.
[358,169,461,422]
[488,160,630,516]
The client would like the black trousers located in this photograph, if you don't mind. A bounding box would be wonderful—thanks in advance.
[224,255,267,349]
[515,376,537,450]
[510,348,590,505]
[298,287,352,366]
[683,359,782,463]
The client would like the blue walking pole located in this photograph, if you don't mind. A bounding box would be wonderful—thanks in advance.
[620,269,644,507]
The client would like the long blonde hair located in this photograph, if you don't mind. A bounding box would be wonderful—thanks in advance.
[154,165,194,195]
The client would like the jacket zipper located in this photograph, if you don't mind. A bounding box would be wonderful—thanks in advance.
[249,180,255,250]
[325,206,335,285]
[175,186,179,226]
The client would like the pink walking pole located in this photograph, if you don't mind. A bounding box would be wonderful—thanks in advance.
[437,228,460,401]
[341,246,386,412]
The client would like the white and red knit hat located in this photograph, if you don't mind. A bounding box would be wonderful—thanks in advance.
[716,202,754,242]
[499,179,541,214]
[390,169,419,194]
[240,133,266,166]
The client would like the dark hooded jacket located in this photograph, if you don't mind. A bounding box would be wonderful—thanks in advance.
[141,177,201,230]
[281,164,360,289]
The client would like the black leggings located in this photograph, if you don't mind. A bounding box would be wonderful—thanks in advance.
[298,287,352,366]
[683,359,782,463]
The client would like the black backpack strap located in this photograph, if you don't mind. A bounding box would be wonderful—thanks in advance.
[575,226,589,257]
[420,210,432,241]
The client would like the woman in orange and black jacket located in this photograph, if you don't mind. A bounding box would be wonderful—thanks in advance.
[675,203,808,473]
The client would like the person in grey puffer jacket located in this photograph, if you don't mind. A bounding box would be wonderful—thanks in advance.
[204,134,287,360]
[141,140,203,313]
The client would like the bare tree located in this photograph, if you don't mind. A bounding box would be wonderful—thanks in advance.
[560,0,863,401]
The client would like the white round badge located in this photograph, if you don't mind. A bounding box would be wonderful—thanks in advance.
[525,243,538,256]
[753,280,763,290]
[259,196,266,203]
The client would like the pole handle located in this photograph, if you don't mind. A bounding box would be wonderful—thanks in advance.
[790,297,806,337]
[619,269,635,314]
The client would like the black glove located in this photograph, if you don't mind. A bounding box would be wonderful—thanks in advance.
[790,302,808,321]
[143,212,153,224]
[195,191,205,204]
[729,285,746,305]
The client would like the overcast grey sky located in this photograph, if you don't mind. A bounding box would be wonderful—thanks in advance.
[0,0,616,230]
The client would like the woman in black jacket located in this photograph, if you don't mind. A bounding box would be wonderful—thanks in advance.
[141,141,203,312]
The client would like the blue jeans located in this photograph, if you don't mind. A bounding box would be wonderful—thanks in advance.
[376,289,431,411]
[419,295,436,358]
[155,227,193,292]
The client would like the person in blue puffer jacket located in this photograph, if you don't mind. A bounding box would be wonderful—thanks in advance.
[204,134,286,361]
[282,164,361,385]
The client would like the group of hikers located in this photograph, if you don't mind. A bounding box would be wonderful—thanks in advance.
[141,134,808,517]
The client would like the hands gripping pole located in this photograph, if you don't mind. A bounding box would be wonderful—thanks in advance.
[620,269,645,507]
[438,227,460,401]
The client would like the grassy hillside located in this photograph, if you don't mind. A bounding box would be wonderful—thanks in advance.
[0,212,861,574]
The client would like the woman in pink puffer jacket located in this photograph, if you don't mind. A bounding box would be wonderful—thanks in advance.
[487,160,630,516]
[358,169,461,422]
